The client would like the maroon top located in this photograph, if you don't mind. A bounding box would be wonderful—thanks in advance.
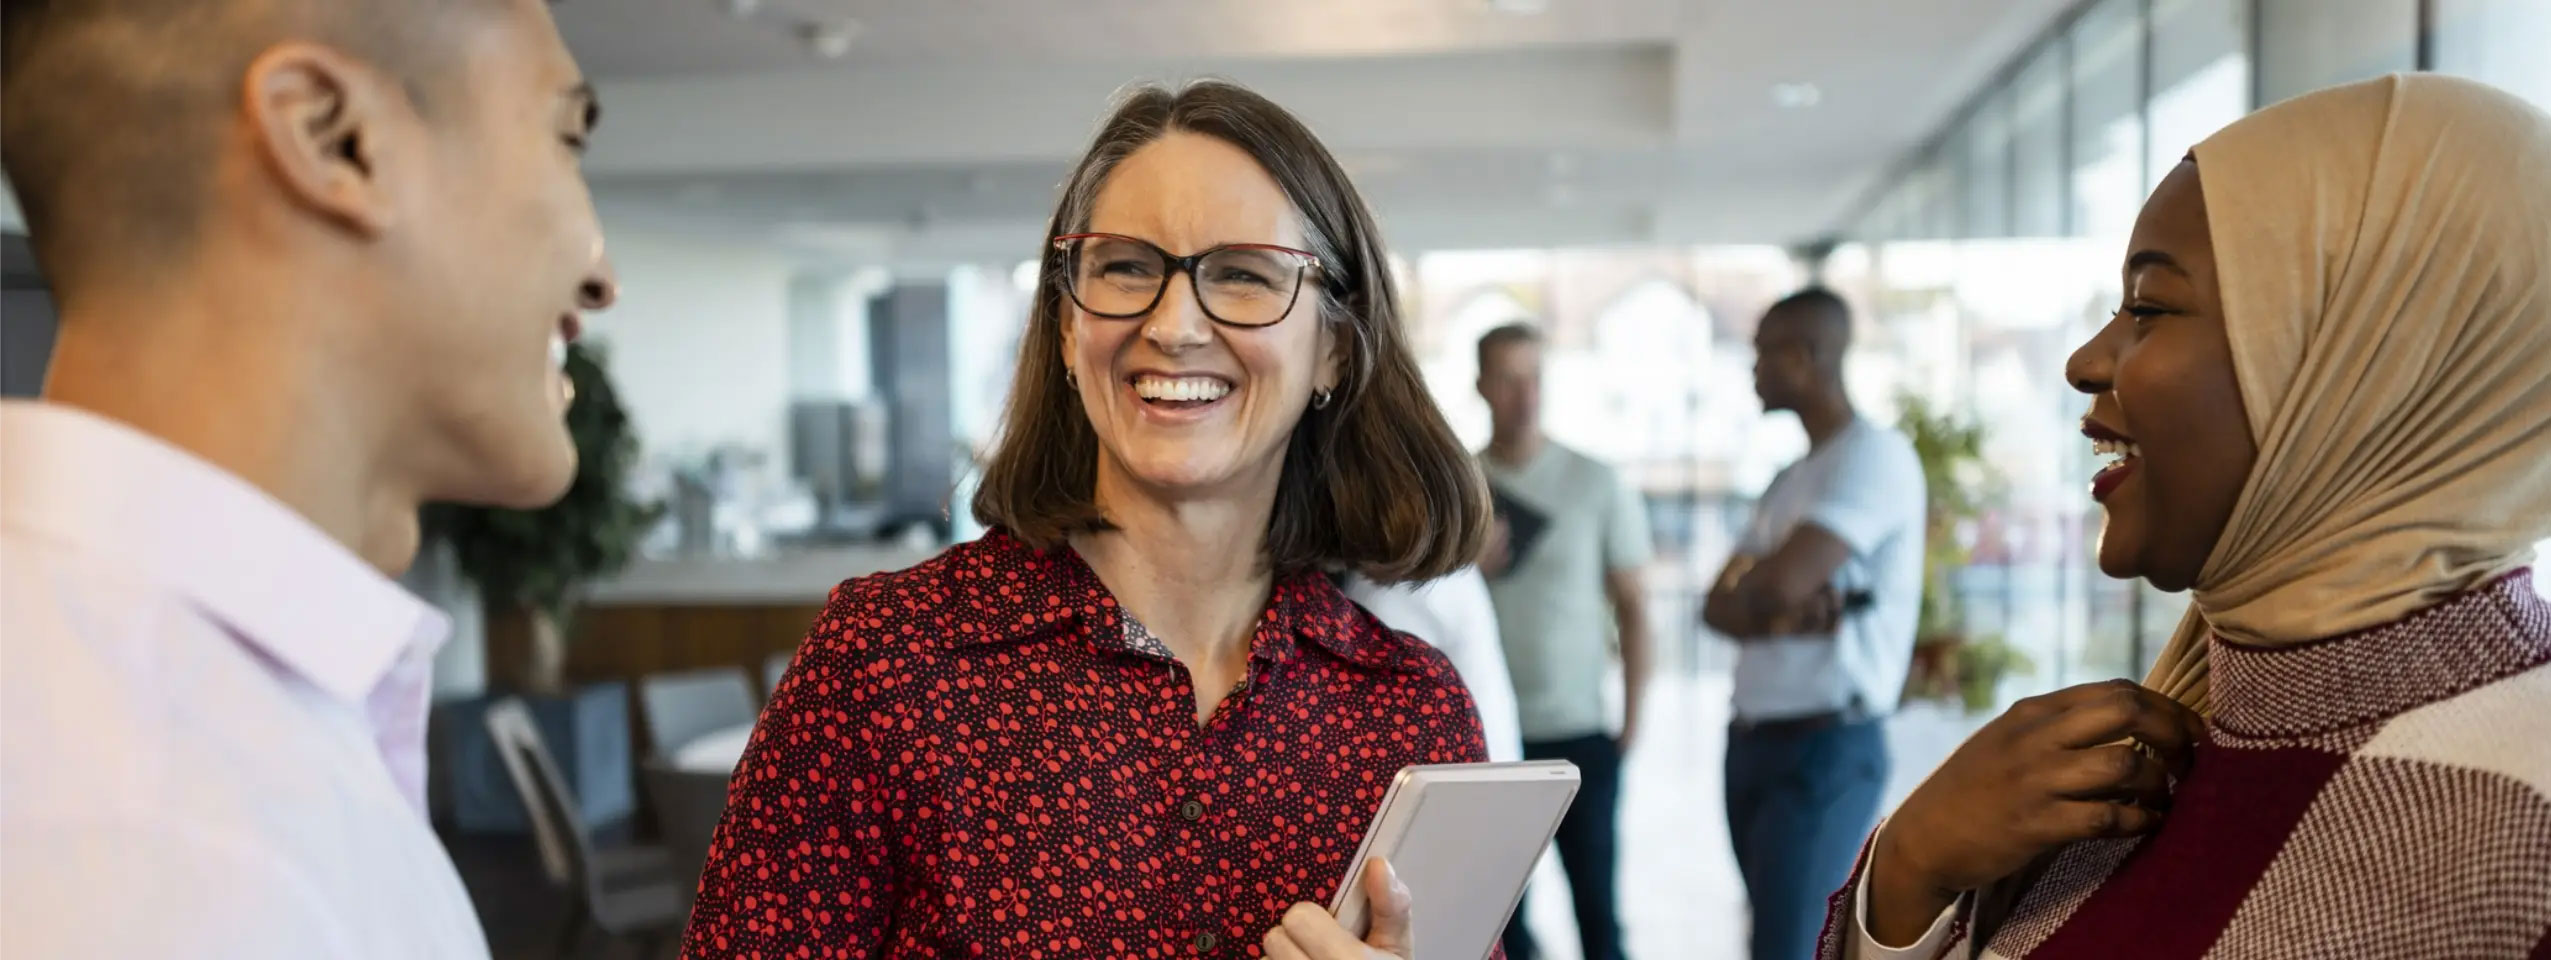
[1817,569,2551,959]
[682,531,1491,959]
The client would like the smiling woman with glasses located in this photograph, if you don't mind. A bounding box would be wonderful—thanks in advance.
[682,79,1499,960]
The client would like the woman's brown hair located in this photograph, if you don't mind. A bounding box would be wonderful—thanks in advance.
[970,79,1489,584]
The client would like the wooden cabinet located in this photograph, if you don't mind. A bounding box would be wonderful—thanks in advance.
[491,601,819,695]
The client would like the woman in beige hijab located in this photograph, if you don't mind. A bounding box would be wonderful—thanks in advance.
[1828,74,2551,959]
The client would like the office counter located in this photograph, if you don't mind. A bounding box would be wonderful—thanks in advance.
[487,544,943,709]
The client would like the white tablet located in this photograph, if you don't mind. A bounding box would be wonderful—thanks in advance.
[1328,760,1581,960]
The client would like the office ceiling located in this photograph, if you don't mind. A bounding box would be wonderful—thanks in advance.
[560,0,2078,267]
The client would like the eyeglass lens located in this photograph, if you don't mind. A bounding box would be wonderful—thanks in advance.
[1067,236,1304,327]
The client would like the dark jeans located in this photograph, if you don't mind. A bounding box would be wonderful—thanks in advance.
[1502,733,1626,960]
[1725,716,1889,960]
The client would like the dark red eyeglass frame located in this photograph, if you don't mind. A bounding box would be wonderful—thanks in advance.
[1050,232,1325,328]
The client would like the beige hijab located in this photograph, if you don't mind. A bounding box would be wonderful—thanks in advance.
[2143,74,2551,714]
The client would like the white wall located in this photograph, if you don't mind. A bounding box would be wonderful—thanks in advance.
[589,215,799,468]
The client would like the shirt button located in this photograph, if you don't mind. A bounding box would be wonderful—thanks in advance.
[1177,799,1206,821]
[1191,932,1220,953]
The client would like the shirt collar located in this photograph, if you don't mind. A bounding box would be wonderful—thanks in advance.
[960,529,1400,669]
[0,401,450,705]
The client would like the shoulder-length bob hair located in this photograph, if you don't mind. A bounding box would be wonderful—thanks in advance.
[970,79,1488,584]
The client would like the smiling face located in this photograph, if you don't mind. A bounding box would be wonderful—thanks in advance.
[1060,130,1340,503]
[381,0,617,509]
[2064,160,2258,591]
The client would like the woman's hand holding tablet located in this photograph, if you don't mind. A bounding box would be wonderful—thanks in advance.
[1262,860,1417,960]
[1260,760,1580,960]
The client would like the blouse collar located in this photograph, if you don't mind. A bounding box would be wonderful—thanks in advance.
[952,529,1405,670]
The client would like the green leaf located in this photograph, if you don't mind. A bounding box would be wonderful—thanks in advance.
[1896,391,1999,641]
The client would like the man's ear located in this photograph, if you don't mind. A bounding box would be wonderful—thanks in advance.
[240,42,404,236]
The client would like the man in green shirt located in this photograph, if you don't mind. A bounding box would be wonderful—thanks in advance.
[1475,322,1653,960]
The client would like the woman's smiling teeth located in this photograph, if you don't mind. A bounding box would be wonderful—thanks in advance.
[2093,438,2143,466]
[1133,375,1232,404]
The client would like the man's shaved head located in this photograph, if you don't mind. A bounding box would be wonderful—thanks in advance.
[1752,286,1854,413]
[11,0,618,521]
[1,0,493,281]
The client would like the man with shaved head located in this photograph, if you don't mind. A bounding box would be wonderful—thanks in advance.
[1703,287,1926,960]
[0,0,614,954]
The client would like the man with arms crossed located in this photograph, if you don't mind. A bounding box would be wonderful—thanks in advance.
[1704,288,1925,960]
[1474,322,1653,960]
[0,1,615,955]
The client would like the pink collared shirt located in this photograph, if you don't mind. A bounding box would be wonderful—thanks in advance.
[0,401,489,958]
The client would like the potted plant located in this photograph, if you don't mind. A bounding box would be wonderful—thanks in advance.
[1954,634,2036,714]
[425,341,662,695]
[1894,392,2004,710]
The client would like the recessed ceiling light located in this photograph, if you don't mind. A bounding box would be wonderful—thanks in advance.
[1487,0,1549,14]
[799,20,858,59]
[1772,82,1823,109]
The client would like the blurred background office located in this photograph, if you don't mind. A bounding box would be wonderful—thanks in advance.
[3,0,2547,957]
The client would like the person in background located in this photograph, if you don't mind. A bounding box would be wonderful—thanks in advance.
[1839,74,2551,960]
[1342,568,1525,763]
[0,0,617,956]
[682,79,1497,960]
[1475,322,1653,960]
[1701,288,1926,960]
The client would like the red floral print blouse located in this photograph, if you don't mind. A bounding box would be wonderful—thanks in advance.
[681,530,1491,959]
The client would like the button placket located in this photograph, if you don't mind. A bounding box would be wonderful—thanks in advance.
[1154,662,1218,959]
[1176,694,1239,959]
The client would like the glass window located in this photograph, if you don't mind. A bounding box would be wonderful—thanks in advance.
[2433,0,2551,110]
[2147,0,2252,189]
[2012,45,2067,238]
[2071,0,2147,245]
[1960,89,2015,239]
[1903,153,1957,242]
[2257,0,2417,104]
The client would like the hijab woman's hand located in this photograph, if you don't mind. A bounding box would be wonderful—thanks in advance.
[1864,679,2205,944]
[1261,859,1415,960]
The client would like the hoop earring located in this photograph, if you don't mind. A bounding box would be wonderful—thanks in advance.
[1064,366,1079,388]
[1312,387,1334,410]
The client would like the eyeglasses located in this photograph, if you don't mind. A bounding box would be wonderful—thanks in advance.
[1052,232,1323,328]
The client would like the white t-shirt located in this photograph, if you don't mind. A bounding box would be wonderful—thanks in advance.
[1728,417,1927,722]
[1342,569,1525,763]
